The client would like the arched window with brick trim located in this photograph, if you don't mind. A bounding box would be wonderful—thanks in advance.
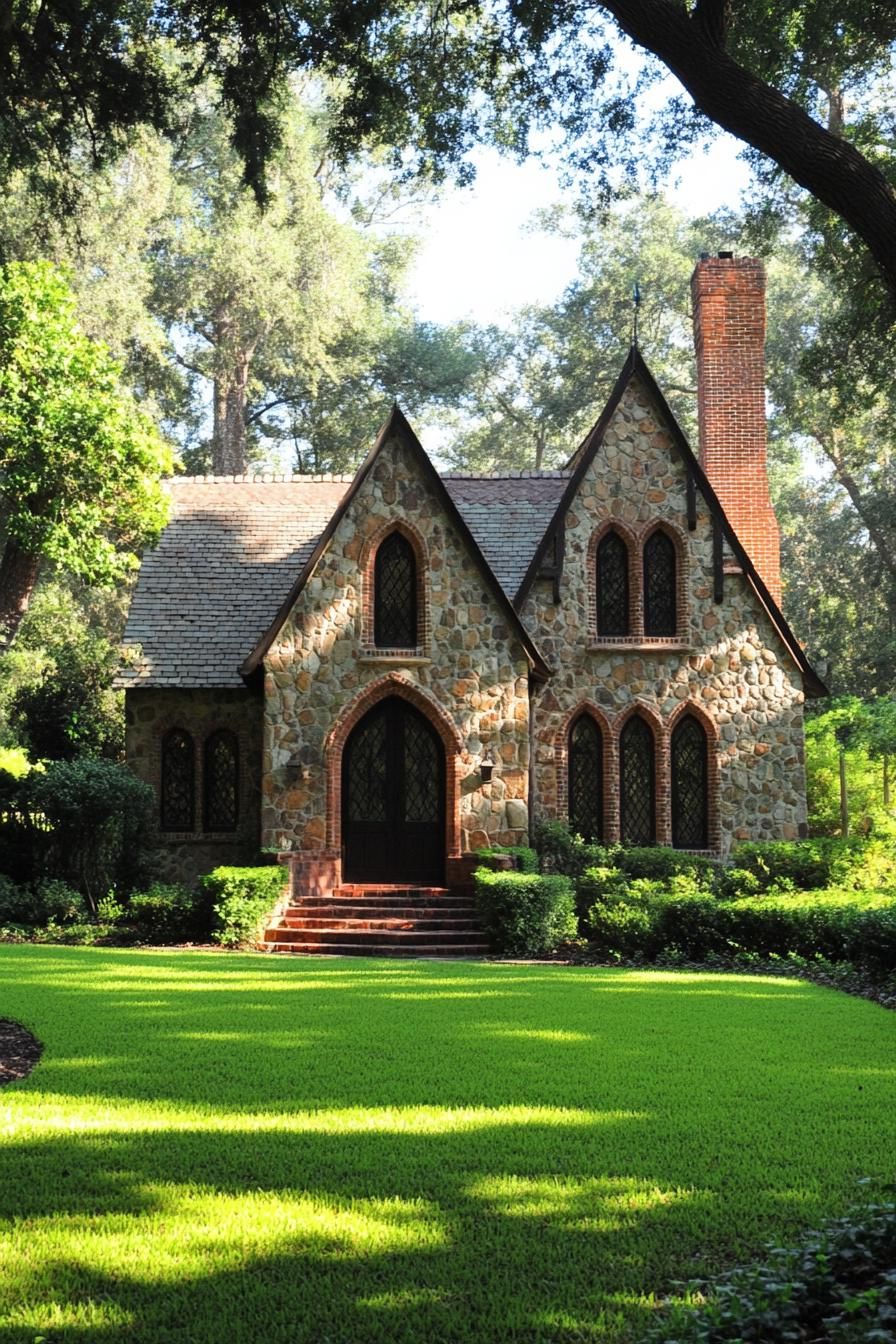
[160,728,194,832]
[671,715,708,849]
[643,529,677,636]
[568,714,604,842]
[374,530,418,648]
[596,530,630,636]
[619,715,656,845]
[203,730,239,833]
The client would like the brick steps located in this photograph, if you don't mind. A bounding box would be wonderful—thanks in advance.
[263,883,490,958]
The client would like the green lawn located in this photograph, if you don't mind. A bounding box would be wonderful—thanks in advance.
[1,948,894,1343]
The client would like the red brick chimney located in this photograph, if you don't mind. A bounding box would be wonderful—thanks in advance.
[691,253,782,603]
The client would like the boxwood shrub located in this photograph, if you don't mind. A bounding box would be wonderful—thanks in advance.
[202,866,288,948]
[129,883,207,941]
[474,868,576,955]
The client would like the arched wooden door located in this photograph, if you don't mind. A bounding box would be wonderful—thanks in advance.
[342,697,445,885]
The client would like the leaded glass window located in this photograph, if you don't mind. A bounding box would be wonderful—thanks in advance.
[619,716,655,845]
[160,728,194,832]
[346,709,388,822]
[596,531,630,636]
[568,715,603,841]
[204,730,239,832]
[403,713,440,823]
[672,716,708,849]
[643,530,677,636]
[374,531,417,647]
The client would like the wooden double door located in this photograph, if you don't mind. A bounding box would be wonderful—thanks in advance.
[342,697,445,885]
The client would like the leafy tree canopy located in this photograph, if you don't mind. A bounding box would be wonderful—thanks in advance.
[0,260,175,643]
[1,2,894,307]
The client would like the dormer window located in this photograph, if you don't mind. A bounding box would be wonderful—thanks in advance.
[596,530,630,636]
[374,530,418,648]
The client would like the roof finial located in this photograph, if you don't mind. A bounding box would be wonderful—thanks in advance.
[632,280,641,349]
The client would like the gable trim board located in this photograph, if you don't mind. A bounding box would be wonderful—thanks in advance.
[514,346,826,698]
[240,404,551,683]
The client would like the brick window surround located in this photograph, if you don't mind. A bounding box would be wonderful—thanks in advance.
[324,672,464,862]
[359,520,431,659]
[554,698,720,851]
[588,519,690,649]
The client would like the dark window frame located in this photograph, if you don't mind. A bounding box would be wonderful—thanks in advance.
[596,529,631,636]
[568,714,604,842]
[374,530,418,648]
[619,715,656,846]
[643,529,677,637]
[160,727,195,833]
[203,729,240,833]
[671,715,709,849]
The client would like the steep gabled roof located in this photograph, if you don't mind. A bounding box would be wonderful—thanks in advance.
[514,346,827,697]
[240,406,551,680]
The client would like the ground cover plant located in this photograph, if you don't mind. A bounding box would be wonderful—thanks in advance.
[1,948,894,1343]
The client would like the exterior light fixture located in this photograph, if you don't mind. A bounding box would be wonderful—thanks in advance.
[480,754,495,783]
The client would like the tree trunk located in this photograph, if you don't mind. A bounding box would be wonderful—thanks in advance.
[602,0,896,301]
[0,537,41,648]
[212,354,252,475]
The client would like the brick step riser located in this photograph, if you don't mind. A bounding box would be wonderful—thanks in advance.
[265,928,489,948]
[333,888,451,899]
[278,917,481,932]
[283,904,477,920]
[267,942,491,958]
[293,895,470,909]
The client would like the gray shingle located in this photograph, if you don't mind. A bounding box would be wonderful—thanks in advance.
[117,471,570,689]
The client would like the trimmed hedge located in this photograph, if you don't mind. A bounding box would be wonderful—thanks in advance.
[583,871,896,973]
[201,866,287,948]
[129,883,207,941]
[474,868,576,955]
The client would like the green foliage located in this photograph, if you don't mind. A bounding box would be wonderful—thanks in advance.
[731,838,879,892]
[0,260,174,640]
[534,820,616,881]
[0,745,30,776]
[474,867,576,955]
[614,846,720,883]
[474,844,539,873]
[806,700,896,834]
[129,883,206,942]
[202,866,287,947]
[649,1196,896,1343]
[28,758,154,907]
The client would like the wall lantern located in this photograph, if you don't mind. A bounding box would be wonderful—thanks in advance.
[479,754,495,784]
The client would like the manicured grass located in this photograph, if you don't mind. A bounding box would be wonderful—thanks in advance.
[1,947,894,1343]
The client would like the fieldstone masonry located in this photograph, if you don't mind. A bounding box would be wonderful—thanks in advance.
[120,255,819,889]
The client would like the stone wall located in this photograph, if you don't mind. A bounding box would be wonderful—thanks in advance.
[125,687,264,886]
[262,432,532,879]
[521,375,807,855]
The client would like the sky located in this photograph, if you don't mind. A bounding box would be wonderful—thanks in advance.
[404,134,752,325]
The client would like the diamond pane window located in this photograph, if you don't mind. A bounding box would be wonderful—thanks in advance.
[204,730,239,832]
[403,714,440,823]
[643,530,677,636]
[375,531,417,647]
[346,709,388,823]
[568,715,603,841]
[596,531,629,636]
[160,728,194,832]
[619,716,656,846]
[672,716,708,848]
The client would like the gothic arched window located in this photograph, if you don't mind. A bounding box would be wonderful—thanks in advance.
[374,531,418,648]
[596,530,630,636]
[204,730,239,833]
[643,530,677,637]
[619,716,656,846]
[160,728,194,832]
[672,715,709,849]
[568,715,604,842]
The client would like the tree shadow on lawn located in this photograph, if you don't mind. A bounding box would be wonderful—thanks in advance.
[0,1115,817,1344]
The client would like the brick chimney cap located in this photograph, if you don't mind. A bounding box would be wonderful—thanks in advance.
[717,250,734,259]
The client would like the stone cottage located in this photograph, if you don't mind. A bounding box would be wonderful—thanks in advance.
[118,254,825,908]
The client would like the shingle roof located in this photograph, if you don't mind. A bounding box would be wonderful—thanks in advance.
[117,477,351,688]
[117,467,568,689]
